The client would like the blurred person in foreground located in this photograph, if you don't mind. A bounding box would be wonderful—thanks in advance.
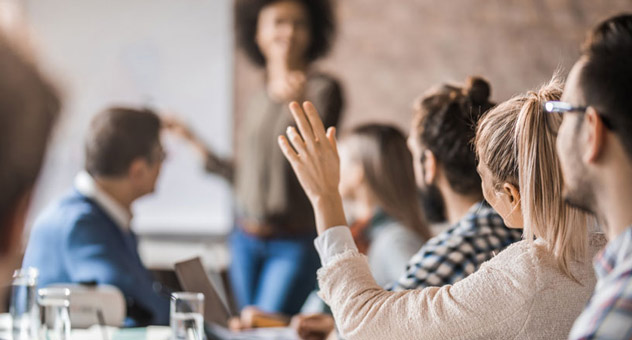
[0,32,60,303]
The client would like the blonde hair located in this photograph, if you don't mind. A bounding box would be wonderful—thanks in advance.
[475,76,589,280]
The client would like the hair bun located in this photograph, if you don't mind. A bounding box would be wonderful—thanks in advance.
[464,76,491,105]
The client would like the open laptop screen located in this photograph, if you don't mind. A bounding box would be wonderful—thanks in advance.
[174,257,233,328]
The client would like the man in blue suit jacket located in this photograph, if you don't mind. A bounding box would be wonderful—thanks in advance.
[23,107,169,326]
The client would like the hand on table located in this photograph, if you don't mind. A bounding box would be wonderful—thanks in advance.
[291,313,336,340]
[228,306,289,331]
[277,101,347,235]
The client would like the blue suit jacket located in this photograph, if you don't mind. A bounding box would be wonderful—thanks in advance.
[22,190,170,326]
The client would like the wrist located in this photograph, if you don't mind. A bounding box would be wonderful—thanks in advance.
[311,193,347,234]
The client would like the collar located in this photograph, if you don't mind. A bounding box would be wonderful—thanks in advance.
[594,225,632,278]
[74,171,133,232]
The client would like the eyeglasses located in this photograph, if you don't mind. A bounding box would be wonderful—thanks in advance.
[148,146,167,164]
[544,101,614,130]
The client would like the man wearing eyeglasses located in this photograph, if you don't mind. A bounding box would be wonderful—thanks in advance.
[548,13,632,339]
[22,107,170,327]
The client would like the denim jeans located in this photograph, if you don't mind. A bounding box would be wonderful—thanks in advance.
[228,227,320,315]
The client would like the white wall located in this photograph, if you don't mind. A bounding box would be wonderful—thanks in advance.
[24,0,234,235]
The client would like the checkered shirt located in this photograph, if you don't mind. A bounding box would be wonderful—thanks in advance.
[569,226,632,340]
[389,201,523,291]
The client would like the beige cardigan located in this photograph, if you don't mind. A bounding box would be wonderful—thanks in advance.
[318,235,605,340]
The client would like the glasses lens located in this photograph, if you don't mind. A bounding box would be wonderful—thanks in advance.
[544,101,572,113]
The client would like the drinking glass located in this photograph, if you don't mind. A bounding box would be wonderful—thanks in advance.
[10,267,40,340]
[170,292,205,340]
[38,287,71,340]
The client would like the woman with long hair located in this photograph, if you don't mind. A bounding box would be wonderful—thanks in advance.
[278,77,604,339]
[337,124,432,285]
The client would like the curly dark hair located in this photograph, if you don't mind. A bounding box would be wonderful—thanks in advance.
[234,0,336,67]
[412,76,495,196]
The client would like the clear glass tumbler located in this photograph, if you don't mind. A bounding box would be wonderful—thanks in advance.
[170,292,205,340]
[37,287,71,340]
[10,267,40,340]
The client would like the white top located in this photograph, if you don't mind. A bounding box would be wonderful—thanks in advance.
[74,171,132,232]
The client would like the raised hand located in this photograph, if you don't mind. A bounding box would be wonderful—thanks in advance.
[278,101,347,234]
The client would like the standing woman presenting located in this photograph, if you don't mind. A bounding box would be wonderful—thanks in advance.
[167,0,342,316]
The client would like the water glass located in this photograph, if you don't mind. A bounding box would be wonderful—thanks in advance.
[170,292,205,340]
[10,267,40,340]
[38,287,71,340]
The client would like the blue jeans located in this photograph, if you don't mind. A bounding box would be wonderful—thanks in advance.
[228,227,320,315]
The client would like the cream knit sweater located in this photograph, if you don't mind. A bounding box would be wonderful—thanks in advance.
[318,235,605,340]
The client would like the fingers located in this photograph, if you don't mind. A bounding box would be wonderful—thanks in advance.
[326,127,338,158]
[278,135,300,164]
[303,101,327,142]
[289,101,315,143]
[287,126,308,154]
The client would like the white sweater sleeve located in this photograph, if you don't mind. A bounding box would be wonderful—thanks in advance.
[313,226,358,266]
[317,242,534,340]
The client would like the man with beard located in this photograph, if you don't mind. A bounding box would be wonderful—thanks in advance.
[389,76,524,291]
[551,14,632,339]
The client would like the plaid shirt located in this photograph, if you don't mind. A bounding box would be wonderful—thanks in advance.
[569,226,632,340]
[389,201,522,291]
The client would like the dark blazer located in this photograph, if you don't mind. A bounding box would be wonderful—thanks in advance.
[22,189,169,326]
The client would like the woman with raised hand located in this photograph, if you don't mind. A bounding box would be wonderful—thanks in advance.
[166,0,342,317]
[278,77,605,339]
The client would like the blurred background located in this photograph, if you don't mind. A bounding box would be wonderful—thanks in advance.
[3,0,630,269]
[236,0,632,130]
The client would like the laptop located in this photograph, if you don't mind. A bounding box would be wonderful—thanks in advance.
[174,257,299,340]
[174,257,233,328]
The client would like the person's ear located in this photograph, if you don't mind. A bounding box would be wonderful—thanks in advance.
[584,107,606,164]
[502,182,521,208]
[423,150,437,185]
[127,158,147,182]
[0,190,32,257]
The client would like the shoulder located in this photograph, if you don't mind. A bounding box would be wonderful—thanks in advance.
[36,191,113,238]
[307,72,341,88]
[372,222,422,246]
[485,240,533,267]
[371,223,423,254]
[483,239,570,284]
[32,191,98,230]
[478,240,537,283]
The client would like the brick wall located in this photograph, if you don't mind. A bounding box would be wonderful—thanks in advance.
[234,0,631,132]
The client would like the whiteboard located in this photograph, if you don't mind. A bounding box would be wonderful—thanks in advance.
[25,0,234,235]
